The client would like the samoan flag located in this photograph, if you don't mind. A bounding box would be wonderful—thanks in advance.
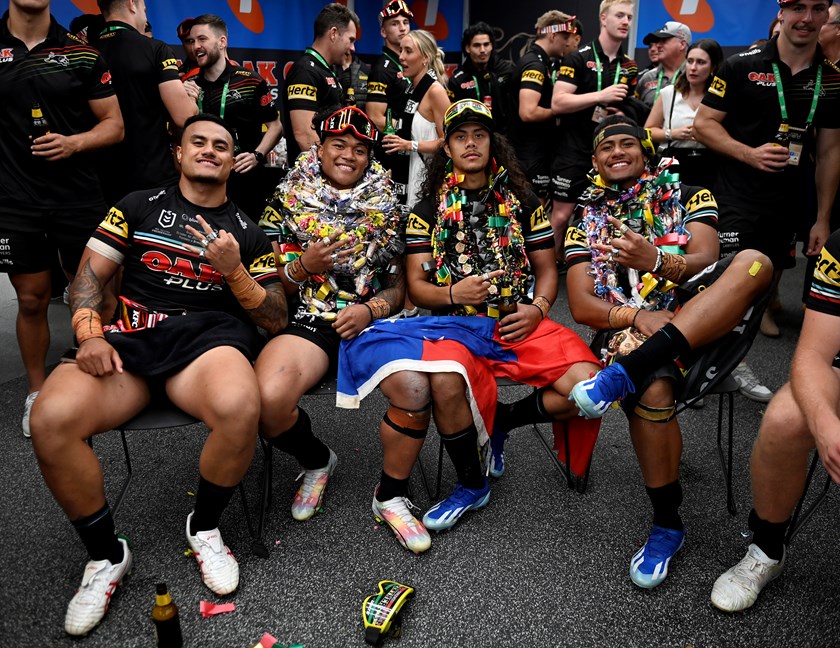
[337,316,602,477]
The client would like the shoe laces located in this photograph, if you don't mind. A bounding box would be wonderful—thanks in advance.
[382,496,421,525]
[447,483,485,506]
[75,560,117,604]
[601,364,636,398]
[295,465,328,498]
[193,530,230,570]
[734,363,760,388]
[645,527,683,559]
[733,548,776,585]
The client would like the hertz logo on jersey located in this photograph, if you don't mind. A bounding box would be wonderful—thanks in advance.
[559,66,575,79]
[685,189,718,213]
[709,76,726,97]
[287,84,317,100]
[816,247,840,282]
[530,205,550,231]
[161,58,179,72]
[101,207,128,239]
[249,252,277,277]
[368,81,387,96]
[565,227,587,246]
[521,69,545,85]
[406,213,431,237]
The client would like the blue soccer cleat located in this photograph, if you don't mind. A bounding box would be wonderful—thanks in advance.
[569,363,635,419]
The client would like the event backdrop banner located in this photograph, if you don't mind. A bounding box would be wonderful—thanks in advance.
[635,0,779,48]
[49,0,466,55]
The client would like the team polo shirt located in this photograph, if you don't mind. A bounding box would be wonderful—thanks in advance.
[555,40,638,158]
[702,37,840,213]
[283,49,343,162]
[564,184,719,284]
[508,43,555,163]
[196,62,279,154]
[636,63,677,107]
[89,185,278,319]
[95,21,181,197]
[0,14,114,213]
[367,46,410,113]
[448,57,514,133]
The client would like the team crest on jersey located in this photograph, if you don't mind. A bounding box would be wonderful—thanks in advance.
[326,77,337,87]
[158,209,177,229]
[46,51,70,67]
[0,48,13,63]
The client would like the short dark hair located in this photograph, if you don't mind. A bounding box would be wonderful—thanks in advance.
[96,0,124,13]
[314,3,360,39]
[183,113,235,143]
[191,14,228,37]
[573,18,584,38]
[461,22,495,56]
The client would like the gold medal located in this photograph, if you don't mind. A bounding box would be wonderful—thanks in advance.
[488,284,498,295]
[455,242,465,253]
[456,231,465,241]
[462,263,472,274]
[458,254,469,264]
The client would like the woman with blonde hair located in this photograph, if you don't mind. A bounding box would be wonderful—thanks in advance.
[382,29,450,209]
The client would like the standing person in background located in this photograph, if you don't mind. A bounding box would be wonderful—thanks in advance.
[382,29,449,212]
[635,21,691,108]
[448,22,514,134]
[283,3,358,164]
[0,0,123,436]
[508,10,578,207]
[334,50,370,110]
[645,39,723,189]
[550,0,639,260]
[96,0,197,205]
[365,0,413,201]
[185,14,282,220]
[176,17,198,78]
[694,0,840,395]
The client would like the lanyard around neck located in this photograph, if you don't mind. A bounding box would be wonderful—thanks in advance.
[198,79,230,119]
[771,61,822,127]
[592,42,622,92]
[306,48,333,72]
[654,63,683,102]
[99,25,131,35]
[384,48,402,71]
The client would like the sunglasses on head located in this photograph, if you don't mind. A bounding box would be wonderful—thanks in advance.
[444,99,493,126]
[321,106,380,146]
[380,0,414,20]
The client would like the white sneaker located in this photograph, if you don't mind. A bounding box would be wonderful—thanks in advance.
[22,391,39,438]
[291,448,338,521]
[185,511,239,595]
[711,543,785,612]
[64,537,132,636]
[372,488,431,554]
[731,362,773,403]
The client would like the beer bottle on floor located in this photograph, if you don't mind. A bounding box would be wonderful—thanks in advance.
[152,582,183,647]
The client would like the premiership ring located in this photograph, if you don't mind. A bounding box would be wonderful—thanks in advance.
[619,223,630,234]
[200,238,209,247]
[198,249,206,257]
[481,273,490,281]
[205,231,219,243]
[331,252,338,263]
[612,247,621,258]
[322,236,331,246]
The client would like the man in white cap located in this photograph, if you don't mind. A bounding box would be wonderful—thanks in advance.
[636,21,691,107]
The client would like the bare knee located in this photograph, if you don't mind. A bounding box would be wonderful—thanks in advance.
[381,371,431,410]
[30,393,91,459]
[429,373,467,409]
[258,368,305,427]
[756,385,813,453]
[731,250,774,294]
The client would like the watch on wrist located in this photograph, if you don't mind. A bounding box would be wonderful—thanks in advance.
[410,140,419,153]
[253,150,265,163]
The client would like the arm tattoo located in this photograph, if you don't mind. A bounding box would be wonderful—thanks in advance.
[69,260,105,314]
[246,283,288,335]
[375,261,407,317]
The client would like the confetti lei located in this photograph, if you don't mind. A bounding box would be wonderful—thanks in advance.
[430,160,529,315]
[580,158,685,312]
[267,147,403,320]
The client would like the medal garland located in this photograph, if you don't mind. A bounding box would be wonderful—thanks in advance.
[267,147,403,321]
[580,158,685,313]
[430,161,529,316]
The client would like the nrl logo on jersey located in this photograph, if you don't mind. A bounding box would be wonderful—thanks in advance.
[158,209,177,228]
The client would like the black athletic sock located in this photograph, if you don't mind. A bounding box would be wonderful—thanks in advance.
[748,508,789,561]
[646,480,684,531]
[616,323,691,388]
[376,471,410,502]
[497,389,554,434]
[441,424,485,490]
[190,476,237,534]
[269,407,330,470]
[72,504,123,563]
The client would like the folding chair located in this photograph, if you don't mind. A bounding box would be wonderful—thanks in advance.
[92,400,269,557]
[785,452,833,545]
[675,288,772,515]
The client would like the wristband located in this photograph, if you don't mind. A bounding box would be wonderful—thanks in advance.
[607,305,636,329]
[72,308,105,344]
[532,295,551,319]
[298,255,314,276]
[657,252,688,283]
[632,308,641,328]
[449,283,455,305]
[652,248,664,273]
[285,258,310,283]
[225,264,266,309]
[362,302,375,323]
[665,128,672,142]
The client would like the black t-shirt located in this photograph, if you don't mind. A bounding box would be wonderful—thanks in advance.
[701,37,840,215]
[0,14,115,213]
[555,40,639,159]
[448,57,514,134]
[88,185,278,319]
[195,62,279,154]
[95,21,182,203]
[283,49,343,162]
[508,43,556,162]
[366,46,410,115]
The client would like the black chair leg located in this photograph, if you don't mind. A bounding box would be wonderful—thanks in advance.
[531,421,590,493]
[111,430,133,517]
[786,453,832,545]
[715,392,737,515]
